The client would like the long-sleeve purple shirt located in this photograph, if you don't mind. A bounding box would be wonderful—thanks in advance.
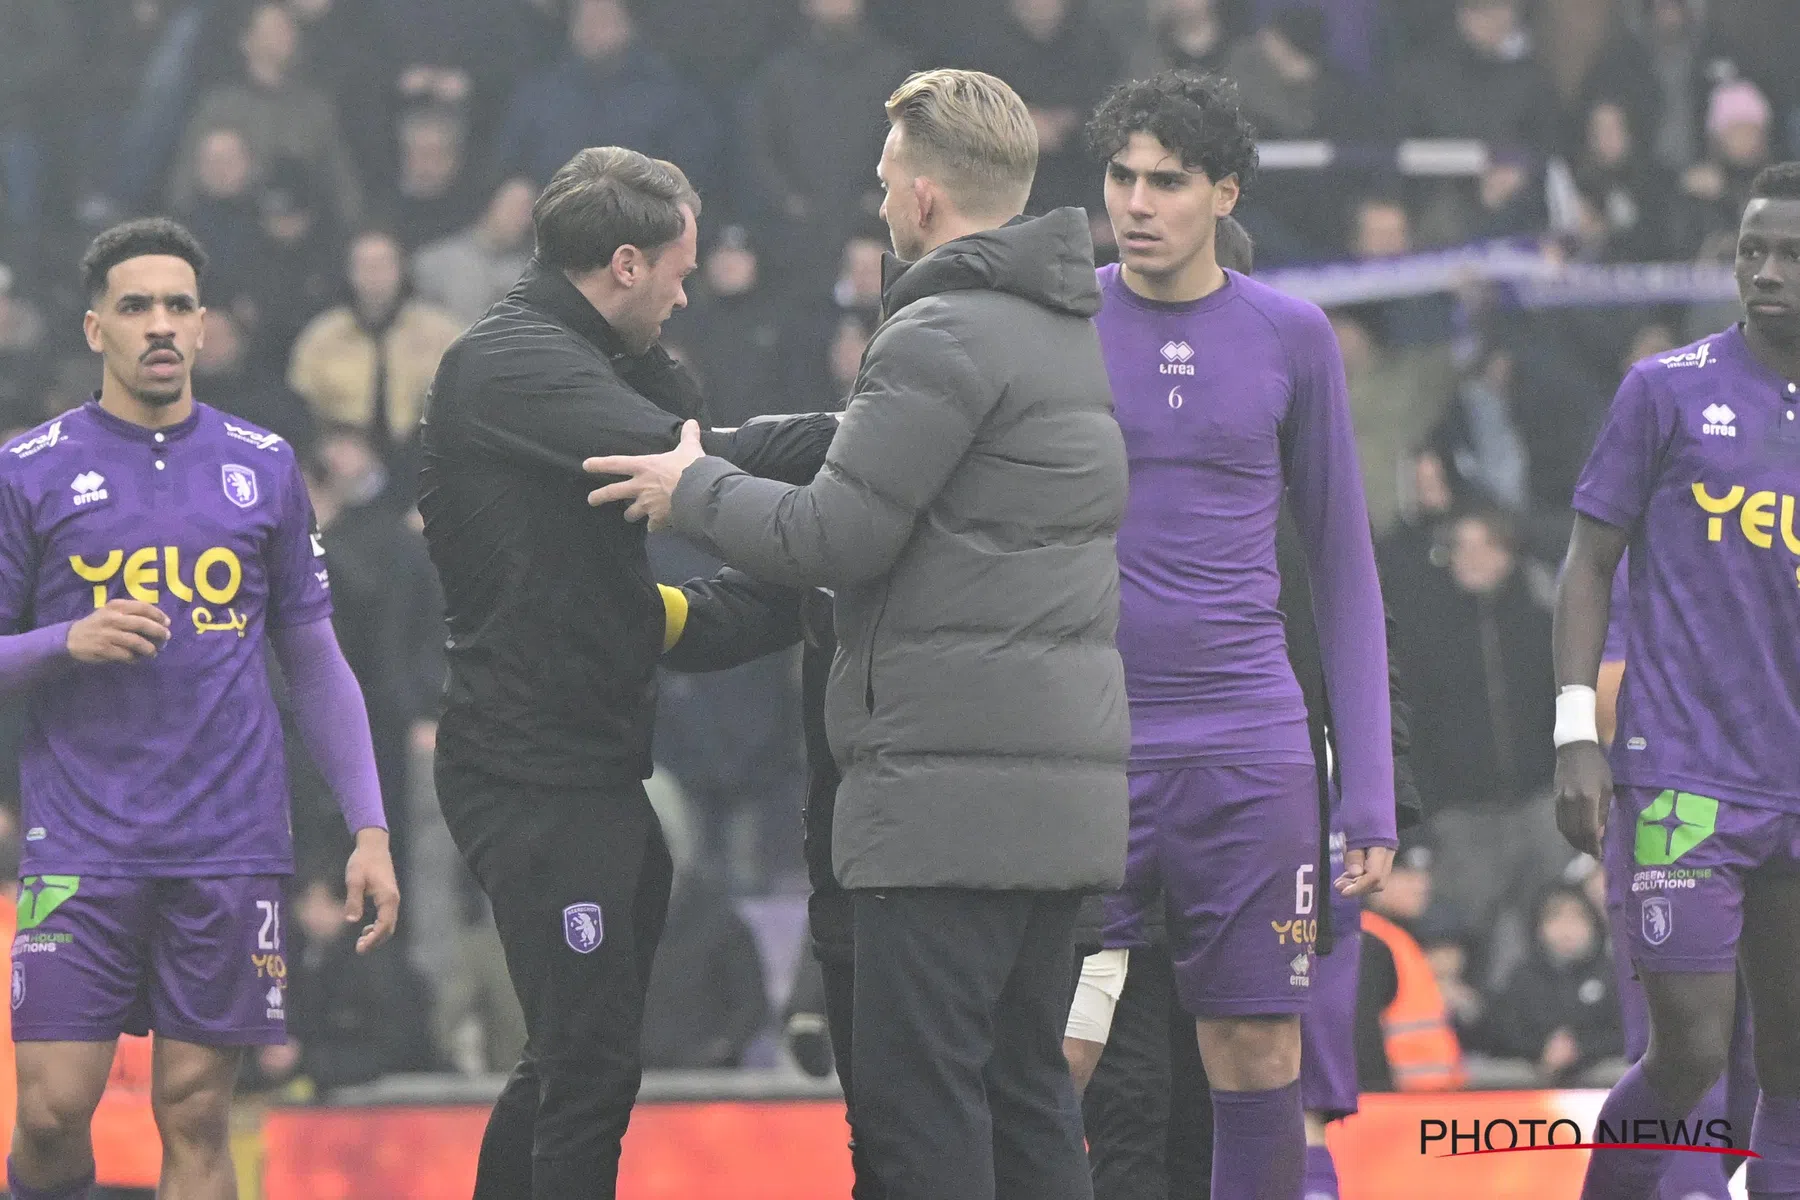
[1095,265,1396,848]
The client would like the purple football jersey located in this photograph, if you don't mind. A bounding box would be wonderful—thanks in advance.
[0,400,331,875]
[1573,325,1800,813]
[1094,265,1395,847]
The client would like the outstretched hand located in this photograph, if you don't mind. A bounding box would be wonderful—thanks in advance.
[585,420,705,531]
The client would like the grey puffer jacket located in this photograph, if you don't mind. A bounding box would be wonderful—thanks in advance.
[669,207,1130,891]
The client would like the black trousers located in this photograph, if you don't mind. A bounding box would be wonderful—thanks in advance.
[1083,944,1214,1200]
[437,756,673,1200]
[852,888,1093,1200]
[817,938,888,1200]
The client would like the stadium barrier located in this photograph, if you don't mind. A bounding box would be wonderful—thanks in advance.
[244,1069,1672,1199]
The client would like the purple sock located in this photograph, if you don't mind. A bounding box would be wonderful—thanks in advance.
[1302,1142,1339,1199]
[1210,1081,1304,1200]
[1748,1094,1800,1199]
[1582,1062,1693,1200]
[5,1158,94,1200]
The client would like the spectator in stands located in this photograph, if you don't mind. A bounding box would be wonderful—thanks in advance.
[1223,7,1382,261]
[413,177,535,327]
[677,226,786,428]
[170,2,364,227]
[639,772,771,1070]
[739,0,912,301]
[177,126,264,295]
[304,424,446,876]
[253,871,437,1096]
[375,0,540,150]
[1442,343,1532,512]
[1679,79,1776,259]
[194,305,316,449]
[1555,98,1676,263]
[435,870,528,1076]
[1346,193,1458,349]
[783,229,886,408]
[0,262,47,419]
[388,106,483,250]
[0,0,75,273]
[72,0,199,222]
[243,158,341,370]
[1423,936,1488,1050]
[493,0,719,196]
[1396,0,1559,243]
[971,0,1121,212]
[287,229,461,480]
[1398,507,1568,951]
[1328,304,1453,537]
[826,312,875,399]
[1129,0,1232,80]
[634,0,786,116]
[286,0,396,192]
[1482,885,1623,1085]
[1584,0,1738,177]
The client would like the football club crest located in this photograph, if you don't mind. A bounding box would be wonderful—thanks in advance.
[1641,896,1673,946]
[222,464,259,509]
[563,903,603,954]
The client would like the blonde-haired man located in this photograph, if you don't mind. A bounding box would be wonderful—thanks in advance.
[587,69,1129,1199]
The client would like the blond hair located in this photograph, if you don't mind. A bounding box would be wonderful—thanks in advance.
[885,69,1038,218]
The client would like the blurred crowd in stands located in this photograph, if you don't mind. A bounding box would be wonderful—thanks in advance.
[0,0,1796,1094]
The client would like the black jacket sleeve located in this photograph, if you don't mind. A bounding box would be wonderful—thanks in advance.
[1356,931,1399,1093]
[445,337,837,485]
[661,569,805,673]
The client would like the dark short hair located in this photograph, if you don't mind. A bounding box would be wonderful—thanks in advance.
[1086,71,1260,196]
[80,218,208,302]
[532,147,701,273]
[1215,214,1254,274]
[1749,161,1800,202]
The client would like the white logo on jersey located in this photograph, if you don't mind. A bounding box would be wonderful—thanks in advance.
[1289,952,1311,986]
[70,471,108,506]
[1659,343,1713,370]
[310,533,327,557]
[1159,340,1196,377]
[8,420,62,459]
[1702,403,1737,437]
[265,983,285,1019]
[222,464,259,508]
[223,421,284,452]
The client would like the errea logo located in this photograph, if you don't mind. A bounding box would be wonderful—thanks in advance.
[1702,403,1737,437]
[1659,343,1713,370]
[71,471,108,506]
[1160,340,1196,377]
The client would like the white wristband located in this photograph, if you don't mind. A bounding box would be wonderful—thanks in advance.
[1554,685,1599,748]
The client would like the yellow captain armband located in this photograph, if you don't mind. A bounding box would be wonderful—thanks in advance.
[657,584,689,652]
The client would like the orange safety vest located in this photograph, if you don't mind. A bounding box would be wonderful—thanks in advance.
[1361,910,1467,1092]
[2,893,162,1187]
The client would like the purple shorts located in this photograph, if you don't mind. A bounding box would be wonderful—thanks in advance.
[1301,829,1361,1120]
[11,874,289,1046]
[1604,787,1800,974]
[1102,762,1319,1017]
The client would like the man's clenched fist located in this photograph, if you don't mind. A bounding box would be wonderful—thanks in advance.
[66,598,171,664]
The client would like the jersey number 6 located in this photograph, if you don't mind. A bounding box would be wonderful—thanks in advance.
[1295,865,1315,915]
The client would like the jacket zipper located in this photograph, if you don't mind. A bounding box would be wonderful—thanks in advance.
[864,589,890,713]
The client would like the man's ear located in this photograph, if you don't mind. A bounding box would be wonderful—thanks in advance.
[610,243,642,287]
[1214,175,1241,217]
[83,310,102,354]
[913,176,936,231]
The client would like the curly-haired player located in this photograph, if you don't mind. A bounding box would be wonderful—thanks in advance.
[1082,72,1396,1200]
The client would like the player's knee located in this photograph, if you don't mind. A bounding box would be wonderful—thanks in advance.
[1199,1015,1301,1090]
[1650,1024,1732,1090]
[152,1078,233,1154]
[13,1080,100,1153]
